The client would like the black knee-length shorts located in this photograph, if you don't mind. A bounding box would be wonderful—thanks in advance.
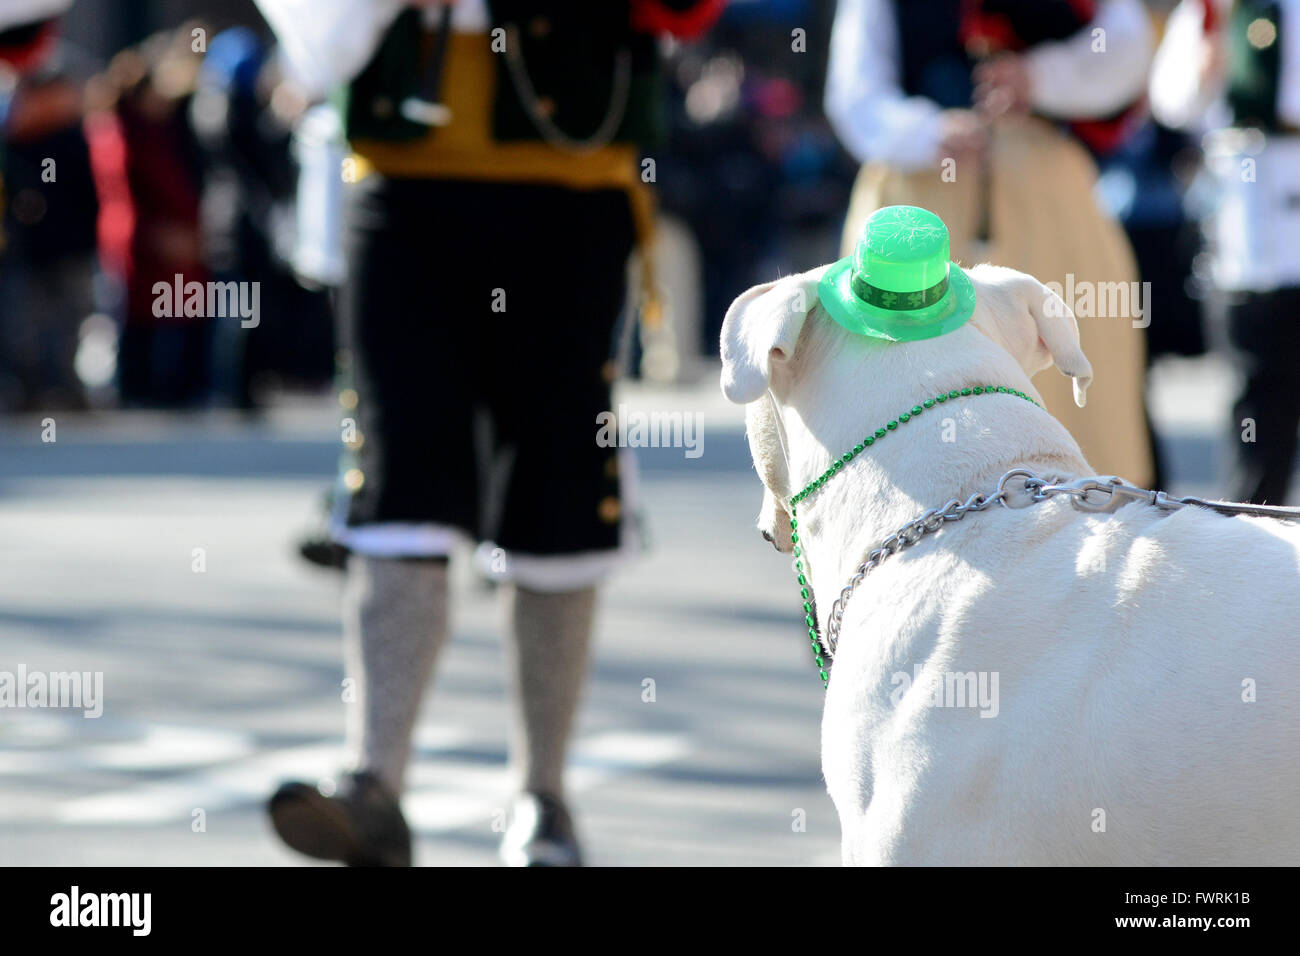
[337,175,635,555]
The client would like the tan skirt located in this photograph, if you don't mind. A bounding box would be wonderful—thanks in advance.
[841,115,1154,485]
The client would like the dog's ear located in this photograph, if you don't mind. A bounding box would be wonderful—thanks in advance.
[968,265,1093,408]
[758,485,794,552]
[720,269,822,404]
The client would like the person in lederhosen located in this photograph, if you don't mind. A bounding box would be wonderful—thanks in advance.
[255,0,721,866]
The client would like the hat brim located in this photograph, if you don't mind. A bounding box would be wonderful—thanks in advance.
[817,257,976,342]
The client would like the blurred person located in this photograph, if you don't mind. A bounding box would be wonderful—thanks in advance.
[1094,118,1207,366]
[254,0,722,866]
[84,25,209,407]
[190,27,334,411]
[825,0,1158,486]
[1151,0,1300,503]
[654,0,856,357]
[0,0,96,412]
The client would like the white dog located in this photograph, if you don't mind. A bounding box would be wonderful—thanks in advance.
[721,263,1300,865]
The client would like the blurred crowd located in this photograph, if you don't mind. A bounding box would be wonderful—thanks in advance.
[0,1,333,413]
[0,0,849,414]
[0,0,1298,500]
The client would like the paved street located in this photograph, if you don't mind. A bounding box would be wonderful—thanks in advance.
[0,356,1273,866]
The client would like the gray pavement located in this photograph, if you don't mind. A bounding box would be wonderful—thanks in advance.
[0,356,1282,866]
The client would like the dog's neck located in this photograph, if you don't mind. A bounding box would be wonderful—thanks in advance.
[776,330,1091,606]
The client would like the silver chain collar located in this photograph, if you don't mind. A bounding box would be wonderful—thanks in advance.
[822,468,1300,658]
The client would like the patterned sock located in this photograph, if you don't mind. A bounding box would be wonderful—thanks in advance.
[505,585,597,799]
[343,555,449,793]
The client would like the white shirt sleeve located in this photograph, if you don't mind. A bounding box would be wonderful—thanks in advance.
[823,0,946,170]
[1148,0,1220,129]
[1024,0,1154,119]
[254,0,406,100]
[1151,0,1300,130]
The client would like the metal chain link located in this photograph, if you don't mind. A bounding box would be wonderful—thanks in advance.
[824,487,1008,654]
[502,25,632,154]
[821,468,1300,659]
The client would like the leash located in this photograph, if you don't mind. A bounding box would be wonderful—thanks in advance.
[785,388,1300,688]
[820,470,1300,672]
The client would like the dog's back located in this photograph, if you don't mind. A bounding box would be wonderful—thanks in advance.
[824,499,1300,865]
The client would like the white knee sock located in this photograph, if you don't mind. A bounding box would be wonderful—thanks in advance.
[505,585,597,799]
[343,555,449,793]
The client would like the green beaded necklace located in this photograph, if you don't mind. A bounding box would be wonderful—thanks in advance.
[787,385,1040,687]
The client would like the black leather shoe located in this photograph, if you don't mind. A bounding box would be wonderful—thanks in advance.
[269,771,411,866]
[499,792,583,867]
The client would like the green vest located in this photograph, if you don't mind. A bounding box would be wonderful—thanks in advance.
[1227,0,1288,130]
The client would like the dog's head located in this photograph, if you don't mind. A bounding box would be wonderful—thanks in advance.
[720,262,1092,549]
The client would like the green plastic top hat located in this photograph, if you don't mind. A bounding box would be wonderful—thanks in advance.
[818,205,976,342]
